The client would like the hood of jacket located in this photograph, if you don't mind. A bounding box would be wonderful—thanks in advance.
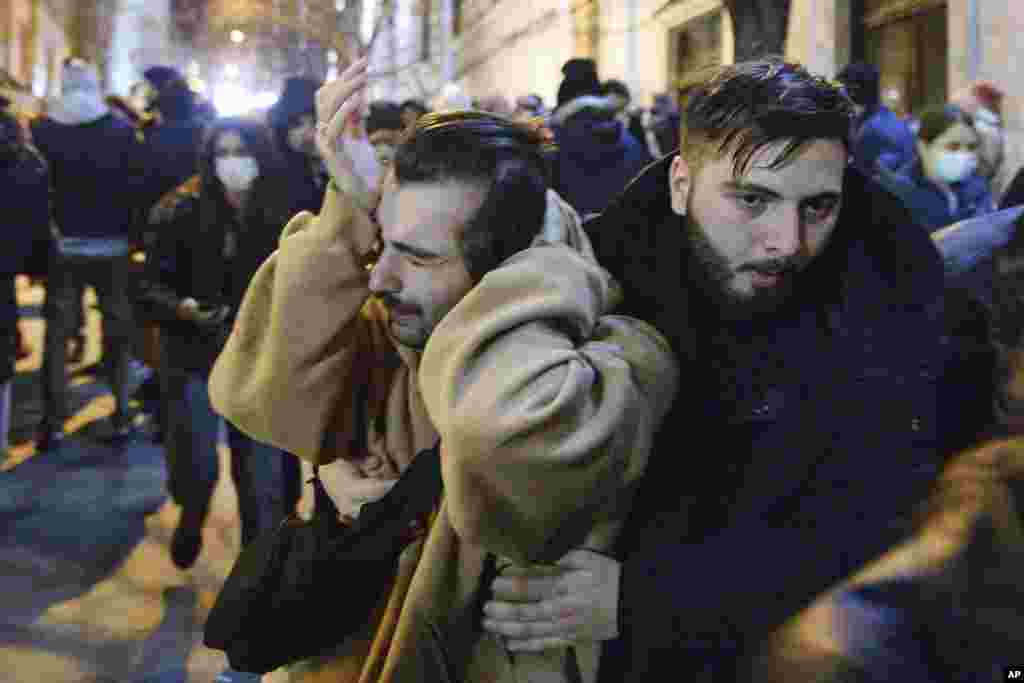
[551,95,634,165]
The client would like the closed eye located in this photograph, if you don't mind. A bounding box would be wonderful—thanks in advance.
[732,192,771,215]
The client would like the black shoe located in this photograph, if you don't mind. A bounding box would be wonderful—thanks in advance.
[35,429,65,453]
[170,509,204,570]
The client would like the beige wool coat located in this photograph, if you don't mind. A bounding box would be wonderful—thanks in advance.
[208,183,679,683]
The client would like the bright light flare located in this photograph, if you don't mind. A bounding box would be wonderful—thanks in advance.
[214,84,278,117]
[224,64,240,79]
[230,30,246,44]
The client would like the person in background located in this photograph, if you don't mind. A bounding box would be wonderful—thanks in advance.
[601,79,650,160]
[875,104,996,233]
[136,66,205,214]
[0,106,50,462]
[399,98,429,129]
[268,77,327,215]
[549,58,651,218]
[512,94,546,123]
[365,100,405,171]
[952,81,1006,193]
[481,58,996,682]
[642,93,682,159]
[836,62,918,180]
[32,58,143,450]
[140,118,303,577]
[132,66,208,444]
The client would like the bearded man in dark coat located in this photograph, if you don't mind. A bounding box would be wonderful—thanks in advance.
[481,58,998,681]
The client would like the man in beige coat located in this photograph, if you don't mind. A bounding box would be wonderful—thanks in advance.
[208,57,678,682]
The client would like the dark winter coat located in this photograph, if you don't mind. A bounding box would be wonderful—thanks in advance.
[584,156,996,681]
[849,104,918,176]
[135,118,206,216]
[877,162,996,233]
[30,113,142,240]
[138,177,288,374]
[0,145,49,380]
[551,96,652,218]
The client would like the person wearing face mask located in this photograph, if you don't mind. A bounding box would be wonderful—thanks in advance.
[875,104,996,233]
[952,82,1005,190]
[268,77,328,215]
[138,119,303,593]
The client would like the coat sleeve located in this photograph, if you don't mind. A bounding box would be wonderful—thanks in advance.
[419,245,679,565]
[136,187,196,323]
[208,184,390,465]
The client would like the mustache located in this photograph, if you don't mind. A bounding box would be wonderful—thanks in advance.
[376,294,419,312]
[738,256,806,276]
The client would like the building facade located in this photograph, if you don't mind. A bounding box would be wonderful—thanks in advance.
[0,0,73,108]
[0,0,157,110]
[390,0,1017,194]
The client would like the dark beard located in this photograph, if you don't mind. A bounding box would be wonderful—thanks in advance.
[683,214,803,321]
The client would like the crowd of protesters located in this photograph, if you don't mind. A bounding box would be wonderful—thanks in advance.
[2,50,1024,683]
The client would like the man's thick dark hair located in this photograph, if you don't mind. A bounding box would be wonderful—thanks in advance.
[393,111,552,281]
[680,57,855,177]
[366,101,405,136]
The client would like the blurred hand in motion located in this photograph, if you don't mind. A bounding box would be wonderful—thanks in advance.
[315,57,369,187]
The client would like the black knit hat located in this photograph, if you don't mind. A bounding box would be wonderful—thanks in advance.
[556,58,601,109]
[268,77,321,130]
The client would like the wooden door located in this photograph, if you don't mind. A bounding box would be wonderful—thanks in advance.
[864,0,946,117]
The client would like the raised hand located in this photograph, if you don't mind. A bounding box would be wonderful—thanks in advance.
[314,56,369,187]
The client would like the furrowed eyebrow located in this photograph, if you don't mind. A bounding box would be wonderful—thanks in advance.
[721,181,784,199]
[388,240,449,259]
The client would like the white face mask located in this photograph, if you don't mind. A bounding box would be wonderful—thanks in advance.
[933,151,978,184]
[216,156,259,192]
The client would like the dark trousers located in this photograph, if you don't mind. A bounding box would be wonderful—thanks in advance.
[160,345,300,545]
[41,239,134,433]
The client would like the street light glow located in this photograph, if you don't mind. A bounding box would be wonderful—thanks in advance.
[230,29,246,44]
[214,84,278,117]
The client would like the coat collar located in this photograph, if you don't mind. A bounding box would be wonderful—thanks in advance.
[584,153,945,353]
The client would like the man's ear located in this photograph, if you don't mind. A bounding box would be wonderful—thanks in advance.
[669,155,691,216]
